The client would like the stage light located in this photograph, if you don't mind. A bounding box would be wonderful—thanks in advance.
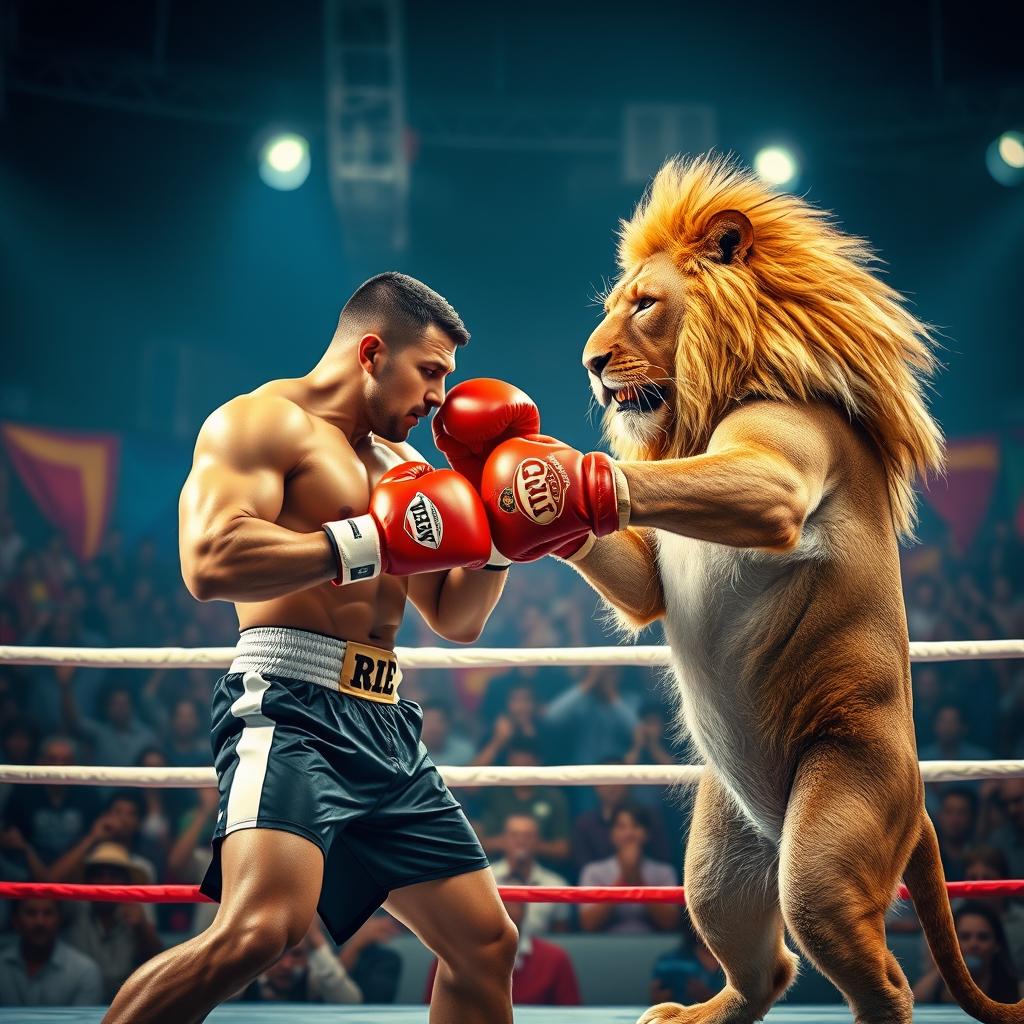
[754,146,799,188]
[259,132,311,191]
[999,132,1024,168]
[986,131,1024,187]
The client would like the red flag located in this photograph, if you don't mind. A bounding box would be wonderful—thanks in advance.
[923,435,1000,553]
[2,423,120,560]
[1006,429,1024,539]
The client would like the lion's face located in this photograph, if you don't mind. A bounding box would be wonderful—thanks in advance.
[583,252,687,458]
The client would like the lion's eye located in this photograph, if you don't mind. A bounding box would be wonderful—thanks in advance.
[636,296,656,312]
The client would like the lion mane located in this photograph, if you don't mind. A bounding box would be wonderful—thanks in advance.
[610,154,945,538]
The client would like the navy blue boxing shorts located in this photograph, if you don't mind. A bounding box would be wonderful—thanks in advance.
[199,626,489,944]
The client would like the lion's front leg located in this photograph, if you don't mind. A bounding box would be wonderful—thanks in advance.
[559,526,665,630]
[638,770,798,1024]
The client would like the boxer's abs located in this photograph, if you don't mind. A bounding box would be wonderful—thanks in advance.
[234,405,411,648]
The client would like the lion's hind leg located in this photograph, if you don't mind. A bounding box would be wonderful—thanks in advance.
[638,771,797,1024]
[778,742,919,1024]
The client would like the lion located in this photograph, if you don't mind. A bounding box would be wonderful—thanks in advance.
[558,154,1021,1023]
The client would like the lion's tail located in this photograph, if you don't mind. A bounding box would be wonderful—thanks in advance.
[904,812,1024,1022]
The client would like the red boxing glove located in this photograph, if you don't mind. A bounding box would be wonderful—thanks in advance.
[432,378,541,490]
[323,462,492,584]
[480,436,629,562]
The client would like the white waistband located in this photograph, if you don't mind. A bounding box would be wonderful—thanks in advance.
[229,627,357,692]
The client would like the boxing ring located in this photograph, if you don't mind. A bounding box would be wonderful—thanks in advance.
[2,639,1023,1022]
[0,1006,990,1023]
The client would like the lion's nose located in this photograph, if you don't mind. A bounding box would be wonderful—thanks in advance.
[585,351,612,377]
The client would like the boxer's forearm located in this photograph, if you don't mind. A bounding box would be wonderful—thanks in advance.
[618,448,813,552]
[183,516,336,603]
[564,529,665,629]
[435,566,508,642]
[411,566,507,644]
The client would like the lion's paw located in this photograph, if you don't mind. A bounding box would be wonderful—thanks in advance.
[636,1003,694,1024]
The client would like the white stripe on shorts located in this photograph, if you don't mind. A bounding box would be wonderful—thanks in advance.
[224,670,275,834]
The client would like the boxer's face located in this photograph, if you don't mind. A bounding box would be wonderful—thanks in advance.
[364,325,456,442]
[583,252,685,454]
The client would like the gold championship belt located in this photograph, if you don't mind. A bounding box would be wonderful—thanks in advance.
[338,641,402,704]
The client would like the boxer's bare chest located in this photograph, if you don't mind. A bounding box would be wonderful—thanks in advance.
[234,409,412,645]
[278,417,399,532]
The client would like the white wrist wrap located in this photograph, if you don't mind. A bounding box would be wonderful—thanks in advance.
[485,542,512,570]
[323,514,382,585]
[612,463,631,531]
[559,532,597,564]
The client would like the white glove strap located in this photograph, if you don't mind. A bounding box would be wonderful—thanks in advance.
[484,542,512,571]
[323,515,382,585]
[612,463,631,531]
[557,532,597,564]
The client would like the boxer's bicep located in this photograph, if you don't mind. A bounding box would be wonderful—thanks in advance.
[178,397,306,576]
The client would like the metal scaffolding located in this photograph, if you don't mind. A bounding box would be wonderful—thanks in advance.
[324,0,408,252]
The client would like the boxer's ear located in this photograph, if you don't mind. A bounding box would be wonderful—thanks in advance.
[358,334,385,374]
[698,210,754,265]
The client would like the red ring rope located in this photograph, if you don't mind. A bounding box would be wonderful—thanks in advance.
[2,881,1023,904]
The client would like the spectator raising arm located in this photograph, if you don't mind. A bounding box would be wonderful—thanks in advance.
[0,826,49,881]
[303,917,362,1004]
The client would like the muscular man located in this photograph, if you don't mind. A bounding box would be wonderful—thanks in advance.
[103,273,536,1024]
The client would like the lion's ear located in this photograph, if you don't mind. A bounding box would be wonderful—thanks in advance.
[698,209,754,265]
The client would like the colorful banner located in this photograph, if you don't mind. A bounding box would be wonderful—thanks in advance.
[1,423,120,560]
[922,435,1000,552]
[1006,430,1024,539]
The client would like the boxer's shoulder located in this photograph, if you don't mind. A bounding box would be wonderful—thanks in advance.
[197,392,315,473]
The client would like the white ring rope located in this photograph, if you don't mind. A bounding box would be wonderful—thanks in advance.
[2,760,1022,790]
[0,639,1022,670]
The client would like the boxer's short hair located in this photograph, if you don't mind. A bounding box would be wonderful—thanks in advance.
[338,272,469,347]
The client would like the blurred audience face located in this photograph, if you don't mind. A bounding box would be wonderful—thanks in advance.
[420,706,450,751]
[596,778,630,810]
[964,852,1008,882]
[2,722,37,763]
[104,688,135,729]
[85,863,131,886]
[106,798,142,843]
[999,780,1024,831]
[914,668,941,704]
[937,792,976,845]
[933,706,966,746]
[506,685,536,727]
[502,814,540,865]
[957,912,998,972]
[13,899,60,951]
[139,748,167,769]
[506,745,540,769]
[38,736,76,766]
[611,808,648,852]
[263,945,307,993]
[171,700,200,743]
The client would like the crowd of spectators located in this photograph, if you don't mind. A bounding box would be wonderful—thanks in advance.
[1,447,1024,1006]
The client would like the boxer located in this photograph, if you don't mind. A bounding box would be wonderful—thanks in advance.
[104,274,536,1024]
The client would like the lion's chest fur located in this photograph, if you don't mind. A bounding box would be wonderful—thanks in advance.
[656,530,818,841]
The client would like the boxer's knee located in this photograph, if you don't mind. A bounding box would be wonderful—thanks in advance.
[437,916,518,988]
[201,912,294,979]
